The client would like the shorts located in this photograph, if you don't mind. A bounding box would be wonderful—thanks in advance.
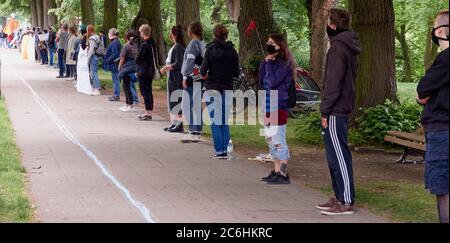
[425,130,449,196]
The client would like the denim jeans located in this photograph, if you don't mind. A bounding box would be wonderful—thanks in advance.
[182,83,203,133]
[40,49,48,64]
[111,71,120,97]
[131,81,139,103]
[205,91,231,154]
[49,47,55,66]
[89,55,101,89]
[58,49,66,76]
[425,130,449,196]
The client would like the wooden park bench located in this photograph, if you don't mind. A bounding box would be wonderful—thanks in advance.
[384,130,426,164]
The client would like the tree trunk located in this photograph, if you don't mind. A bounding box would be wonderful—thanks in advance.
[310,0,337,87]
[36,0,44,29]
[47,0,57,27]
[103,0,118,45]
[132,0,166,66]
[176,0,200,44]
[81,0,95,25]
[1,17,7,28]
[349,0,397,113]
[395,24,412,83]
[238,0,277,65]
[424,14,439,71]
[43,0,50,29]
[225,0,240,22]
[30,0,38,27]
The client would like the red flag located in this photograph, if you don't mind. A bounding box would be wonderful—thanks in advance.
[245,20,257,37]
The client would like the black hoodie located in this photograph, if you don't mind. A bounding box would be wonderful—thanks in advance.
[320,30,362,118]
[417,48,449,132]
[201,40,240,91]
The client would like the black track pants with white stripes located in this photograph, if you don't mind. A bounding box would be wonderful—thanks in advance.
[322,115,355,206]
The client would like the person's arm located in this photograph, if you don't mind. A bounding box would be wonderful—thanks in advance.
[265,60,291,89]
[320,45,347,119]
[417,52,449,100]
[200,48,210,78]
[118,45,127,71]
[181,42,200,80]
[87,37,96,61]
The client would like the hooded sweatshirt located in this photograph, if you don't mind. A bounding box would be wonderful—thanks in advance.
[320,30,362,118]
[200,40,240,91]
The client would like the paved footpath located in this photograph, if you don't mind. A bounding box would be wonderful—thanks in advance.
[0,49,385,223]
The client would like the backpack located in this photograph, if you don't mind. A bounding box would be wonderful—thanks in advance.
[288,78,297,109]
[93,36,106,57]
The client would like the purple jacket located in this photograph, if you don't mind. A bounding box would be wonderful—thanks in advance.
[259,58,293,110]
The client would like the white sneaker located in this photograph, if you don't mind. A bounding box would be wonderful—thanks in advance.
[91,89,101,96]
[181,134,196,143]
[120,106,134,112]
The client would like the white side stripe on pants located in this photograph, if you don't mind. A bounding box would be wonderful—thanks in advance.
[329,115,351,205]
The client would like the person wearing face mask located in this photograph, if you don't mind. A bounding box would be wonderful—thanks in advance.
[259,34,296,185]
[316,8,361,216]
[417,9,449,224]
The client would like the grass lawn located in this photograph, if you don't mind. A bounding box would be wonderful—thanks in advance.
[317,181,438,223]
[0,97,33,223]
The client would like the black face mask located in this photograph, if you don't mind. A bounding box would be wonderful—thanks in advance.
[327,25,347,38]
[266,44,278,55]
[432,25,449,46]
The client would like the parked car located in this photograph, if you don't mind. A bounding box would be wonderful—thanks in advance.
[289,68,321,118]
[232,67,321,118]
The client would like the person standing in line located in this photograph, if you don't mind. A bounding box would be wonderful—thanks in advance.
[66,26,78,82]
[105,28,123,102]
[118,30,140,112]
[160,25,186,133]
[136,24,157,121]
[316,8,361,216]
[181,22,206,143]
[87,25,103,96]
[417,10,449,224]
[259,34,295,184]
[201,24,239,159]
[56,23,69,78]
[47,26,57,67]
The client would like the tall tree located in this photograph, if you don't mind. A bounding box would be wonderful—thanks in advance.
[176,0,200,44]
[395,24,412,83]
[238,0,277,65]
[80,0,95,25]
[48,0,57,27]
[36,0,44,29]
[132,0,165,65]
[103,0,118,43]
[30,0,38,27]
[424,13,439,71]
[349,0,397,112]
[309,0,338,86]
[43,0,50,28]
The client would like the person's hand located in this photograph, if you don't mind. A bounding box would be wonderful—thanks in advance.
[182,79,188,89]
[416,96,430,105]
[322,118,328,129]
[265,54,276,62]
[160,66,167,74]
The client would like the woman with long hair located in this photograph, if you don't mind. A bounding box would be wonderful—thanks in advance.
[260,34,296,185]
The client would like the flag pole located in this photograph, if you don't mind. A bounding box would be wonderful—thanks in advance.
[255,27,266,54]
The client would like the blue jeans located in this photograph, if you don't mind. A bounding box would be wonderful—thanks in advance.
[131,81,139,103]
[425,130,449,196]
[111,71,120,97]
[48,47,55,66]
[40,49,48,64]
[182,83,203,134]
[58,49,66,76]
[205,91,231,154]
[90,55,101,89]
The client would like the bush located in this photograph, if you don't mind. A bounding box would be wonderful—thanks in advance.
[356,100,422,143]
[293,112,323,145]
